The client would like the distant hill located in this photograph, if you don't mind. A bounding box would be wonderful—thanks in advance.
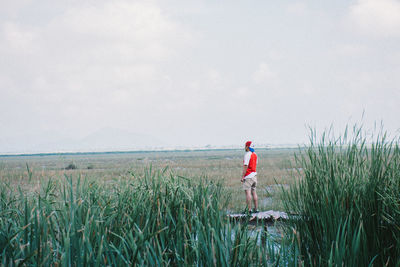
[79,127,165,151]
[0,127,299,155]
[0,128,166,154]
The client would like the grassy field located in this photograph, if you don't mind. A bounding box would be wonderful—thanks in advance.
[0,148,299,212]
[3,131,399,266]
[0,148,299,266]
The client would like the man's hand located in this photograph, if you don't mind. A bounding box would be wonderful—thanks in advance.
[242,165,247,182]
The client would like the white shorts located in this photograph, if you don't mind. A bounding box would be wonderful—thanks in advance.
[243,176,257,191]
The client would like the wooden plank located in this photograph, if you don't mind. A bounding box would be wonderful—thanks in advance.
[227,210,288,223]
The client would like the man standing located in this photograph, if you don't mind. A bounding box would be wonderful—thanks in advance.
[242,141,258,213]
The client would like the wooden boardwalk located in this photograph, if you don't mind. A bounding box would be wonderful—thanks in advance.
[227,210,288,224]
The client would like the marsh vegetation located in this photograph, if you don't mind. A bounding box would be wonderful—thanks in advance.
[1,128,399,266]
[0,156,295,266]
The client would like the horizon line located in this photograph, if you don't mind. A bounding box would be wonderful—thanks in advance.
[0,144,303,157]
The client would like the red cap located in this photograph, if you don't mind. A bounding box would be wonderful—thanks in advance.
[245,141,252,147]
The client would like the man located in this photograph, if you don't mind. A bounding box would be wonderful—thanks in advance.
[242,141,258,213]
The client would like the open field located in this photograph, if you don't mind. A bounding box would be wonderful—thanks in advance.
[0,148,300,212]
[2,132,399,266]
[0,148,299,266]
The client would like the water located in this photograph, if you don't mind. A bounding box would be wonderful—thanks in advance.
[229,222,284,246]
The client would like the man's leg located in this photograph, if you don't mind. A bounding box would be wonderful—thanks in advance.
[245,190,252,211]
[251,189,258,211]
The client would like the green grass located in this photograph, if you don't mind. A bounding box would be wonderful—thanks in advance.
[0,166,297,266]
[282,126,400,266]
[5,127,399,266]
[0,149,298,213]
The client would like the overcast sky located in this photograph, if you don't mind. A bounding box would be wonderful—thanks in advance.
[1,0,399,153]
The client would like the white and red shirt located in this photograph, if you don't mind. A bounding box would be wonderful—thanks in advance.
[243,151,258,179]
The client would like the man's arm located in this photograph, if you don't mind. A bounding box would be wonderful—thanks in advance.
[241,165,247,182]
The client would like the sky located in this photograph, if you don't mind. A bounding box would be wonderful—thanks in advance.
[0,0,399,153]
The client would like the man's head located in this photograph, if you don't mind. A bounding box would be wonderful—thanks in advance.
[245,141,252,151]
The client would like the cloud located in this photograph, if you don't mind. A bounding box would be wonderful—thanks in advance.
[1,1,400,151]
[286,2,309,16]
[0,0,192,136]
[252,63,277,84]
[0,0,188,89]
[2,22,36,50]
[348,0,400,37]
[332,43,369,57]
[51,1,179,60]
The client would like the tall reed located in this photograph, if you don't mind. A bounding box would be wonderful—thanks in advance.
[283,126,400,266]
[0,167,295,266]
